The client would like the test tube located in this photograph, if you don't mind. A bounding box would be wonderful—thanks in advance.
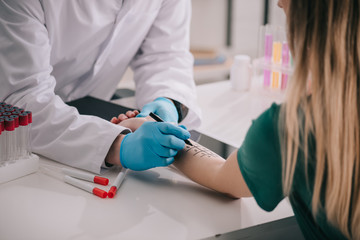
[4,107,15,113]
[271,27,284,90]
[2,112,12,117]
[264,25,273,87]
[0,119,4,166]
[12,107,24,113]
[4,117,15,164]
[10,115,20,159]
[272,42,282,89]
[19,112,29,158]
[23,111,32,156]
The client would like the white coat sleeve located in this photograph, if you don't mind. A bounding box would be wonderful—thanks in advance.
[130,0,202,129]
[0,0,127,174]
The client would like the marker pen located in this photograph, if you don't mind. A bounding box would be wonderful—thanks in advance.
[149,112,193,146]
[64,175,108,198]
[108,168,127,198]
[62,168,109,186]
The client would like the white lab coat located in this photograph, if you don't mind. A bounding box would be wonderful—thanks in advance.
[0,0,201,173]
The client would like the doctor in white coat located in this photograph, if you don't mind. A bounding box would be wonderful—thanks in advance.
[0,0,201,173]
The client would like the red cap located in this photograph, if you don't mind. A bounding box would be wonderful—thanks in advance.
[5,118,15,131]
[93,176,109,186]
[10,115,19,128]
[108,186,117,198]
[19,113,28,126]
[12,111,22,115]
[92,188,108,198]
[4,107,15,112]
[24,111,32,123]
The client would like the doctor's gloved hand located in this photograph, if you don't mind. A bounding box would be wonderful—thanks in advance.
[137,97,178,123]
[120,121,190,171]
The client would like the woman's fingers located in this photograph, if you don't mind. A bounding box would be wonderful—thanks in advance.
[113,110,141,124]
[111,117,119,124]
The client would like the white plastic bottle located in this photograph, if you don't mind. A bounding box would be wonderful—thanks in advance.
[230,55,252,91]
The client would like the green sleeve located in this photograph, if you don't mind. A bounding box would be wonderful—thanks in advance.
[237,103,284,211]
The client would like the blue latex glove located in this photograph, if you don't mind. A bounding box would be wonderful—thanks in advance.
[120,121,190,171]
[137,97,178,123]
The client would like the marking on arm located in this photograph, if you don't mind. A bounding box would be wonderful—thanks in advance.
[184,144,220,158]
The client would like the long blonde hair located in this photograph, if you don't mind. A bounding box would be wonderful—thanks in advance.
[281,0,360,238]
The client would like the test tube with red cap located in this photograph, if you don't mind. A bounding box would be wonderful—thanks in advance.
[23,111,32,156]
[10,115,20,159]
[12,107,24,113]
[0,116,7,163]
[4,117,16,164]
[64,175,108,198]
[108,168,127,198]
[62,168,109,186]
[0,119,4,165]
[18,112,29,158]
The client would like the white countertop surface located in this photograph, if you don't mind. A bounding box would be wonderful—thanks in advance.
[195,80,284,148]
[0,156,293,240]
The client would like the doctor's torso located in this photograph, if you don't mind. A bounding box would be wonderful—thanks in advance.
[41,0,162,101]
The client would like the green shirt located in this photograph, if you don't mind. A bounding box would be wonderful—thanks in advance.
[237,103,347,240]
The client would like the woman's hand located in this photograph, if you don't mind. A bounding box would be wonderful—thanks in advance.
[111,110,140,124]
[111,110,153,132]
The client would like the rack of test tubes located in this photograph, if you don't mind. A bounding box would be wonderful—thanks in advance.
[252,25,293,92]
[0,102,39,184]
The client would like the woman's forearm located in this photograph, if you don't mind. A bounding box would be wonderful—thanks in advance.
[173,140,251,198]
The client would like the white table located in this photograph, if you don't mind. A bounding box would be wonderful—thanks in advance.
[0,81,293,240]
[196,80,284,148]
[0,157,293,240]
